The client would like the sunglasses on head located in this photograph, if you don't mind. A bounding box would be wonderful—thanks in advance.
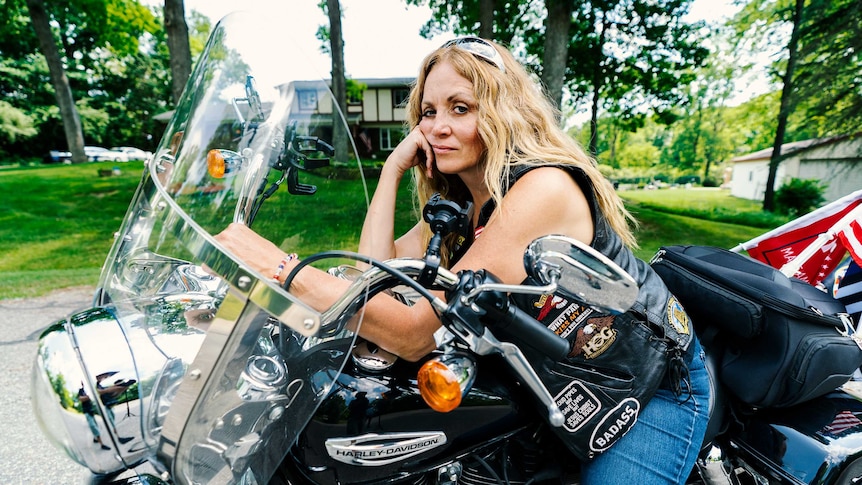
[441,37,506,73]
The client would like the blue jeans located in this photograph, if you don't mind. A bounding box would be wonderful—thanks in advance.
[580,337,711,484]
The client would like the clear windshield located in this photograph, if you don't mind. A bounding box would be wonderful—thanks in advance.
[92,11,370,484]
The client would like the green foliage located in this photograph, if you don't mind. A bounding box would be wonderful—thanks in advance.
[774,177,826,216]
[346,79,367,103]
[0,100,37,152]
[405,0,534,45]
[588,0,860,184]
[560,0,709,155]
[793,0,862,134]
[0,0,175,155]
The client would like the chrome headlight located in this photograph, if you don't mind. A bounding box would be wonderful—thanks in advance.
[32,304,206,475]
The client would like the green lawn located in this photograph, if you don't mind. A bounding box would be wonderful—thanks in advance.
[0,164,777,299]
[620,187,790,229]
[618,187,783,260]
[0,162,143,298]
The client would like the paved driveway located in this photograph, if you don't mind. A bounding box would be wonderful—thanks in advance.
[0,287,96,484]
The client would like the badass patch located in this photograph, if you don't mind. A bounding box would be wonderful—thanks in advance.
[589,398,640,453]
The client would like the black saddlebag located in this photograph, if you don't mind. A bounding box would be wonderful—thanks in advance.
[650,245,862,408]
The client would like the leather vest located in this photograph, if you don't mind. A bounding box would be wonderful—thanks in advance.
[452,165,692,351]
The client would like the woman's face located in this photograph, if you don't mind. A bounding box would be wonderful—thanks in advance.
[418,61,484,177]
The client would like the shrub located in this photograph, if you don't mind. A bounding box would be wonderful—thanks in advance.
[674,175,700,185]
[702,177,720,187]
[774,178,826,216]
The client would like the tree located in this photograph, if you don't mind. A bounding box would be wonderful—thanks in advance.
[570,0,708,157]
[408,0,570,112]
[763,0,803,212]
[19,0,168,158]
[317,0,349,164]
[792,0,862,135]
[733,0,805,211]
[541,0,574,111]
[660,40,740,183]
[409,0,707,156]
[26,0,86,162]
[164,0,191,104]
[0,100,38,158]
[406,0,535,48]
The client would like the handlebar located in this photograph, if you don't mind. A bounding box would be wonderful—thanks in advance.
[316,258,570,361]
[477,292,571,361]
[310,254,569,427]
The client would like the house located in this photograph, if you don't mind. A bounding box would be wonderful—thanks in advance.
[729,133,862,203]
[291,77,414,159]
[155,77,414,160]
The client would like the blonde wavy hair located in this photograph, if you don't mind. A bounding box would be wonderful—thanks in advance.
[405,38,637,264]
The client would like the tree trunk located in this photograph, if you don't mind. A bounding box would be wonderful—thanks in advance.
[691,103,702,171]
[478,0,494,39]
[26,0,85,163]
[328,0,349,164]
[541,0,573,114]
[588,16,608,157]
[164,0,192,105]
[764,0,803,212]
[704,108,725,183]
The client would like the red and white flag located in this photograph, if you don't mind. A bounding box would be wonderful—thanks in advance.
[732,190,862,285]
[837,218,862,267]
[823,410,862,436]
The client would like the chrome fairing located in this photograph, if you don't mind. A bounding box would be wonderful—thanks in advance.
[33,11,368,485]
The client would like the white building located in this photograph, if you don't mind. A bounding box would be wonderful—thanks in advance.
[730,133,862,203]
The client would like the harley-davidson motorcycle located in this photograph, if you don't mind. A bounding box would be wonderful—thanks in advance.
[31,11,862,485]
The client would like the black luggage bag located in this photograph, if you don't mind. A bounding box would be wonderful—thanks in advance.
[650,245,862,408]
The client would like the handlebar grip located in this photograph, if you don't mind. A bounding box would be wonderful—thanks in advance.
[490,301,571,361]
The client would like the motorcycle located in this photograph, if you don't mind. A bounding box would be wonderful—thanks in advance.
[31,10,862,485]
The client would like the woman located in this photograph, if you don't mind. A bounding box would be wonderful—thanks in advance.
[216,37,709,484]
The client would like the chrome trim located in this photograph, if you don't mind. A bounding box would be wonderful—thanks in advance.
[145,158,321,338]
[32,306,203,475]
[325,432,447,466]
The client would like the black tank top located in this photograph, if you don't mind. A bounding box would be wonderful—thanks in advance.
[450,165,692,351]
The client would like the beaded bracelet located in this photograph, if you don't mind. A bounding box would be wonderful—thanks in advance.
[272,253,298,282]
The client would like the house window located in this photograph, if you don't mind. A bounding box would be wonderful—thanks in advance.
[380,127,405,151]
[298,90,317,111]
[392,88,410,108]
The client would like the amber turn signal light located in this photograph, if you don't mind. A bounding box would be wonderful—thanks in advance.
[207,149,244,179]
[417,359,462,412]
[207,149,227,178]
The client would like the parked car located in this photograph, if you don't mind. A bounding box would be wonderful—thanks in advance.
[110,146,152,161]
[46,150,72,163]
[84,146,129,162]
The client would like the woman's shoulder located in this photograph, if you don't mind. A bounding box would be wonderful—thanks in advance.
[510,162,585,181]
[503,165,591,218]
[509,164,585,195]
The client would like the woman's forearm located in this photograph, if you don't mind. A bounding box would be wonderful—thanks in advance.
[358,163,404,261]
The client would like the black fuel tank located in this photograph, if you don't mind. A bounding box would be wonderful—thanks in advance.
[291,353,528,484]
[732,388,862,484]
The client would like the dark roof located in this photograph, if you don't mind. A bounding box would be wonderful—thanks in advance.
[731,133,859,162]
[355,77,414,88]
